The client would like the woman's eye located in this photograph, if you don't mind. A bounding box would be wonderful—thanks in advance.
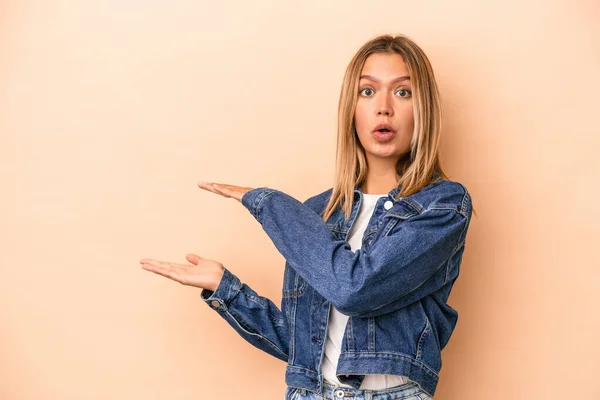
[359,88,412,97]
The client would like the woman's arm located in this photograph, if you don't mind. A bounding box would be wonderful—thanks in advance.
[240,186,472,318]
[140,253,289,361]
[200,266,290,361]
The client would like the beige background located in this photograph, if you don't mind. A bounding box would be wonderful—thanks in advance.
[1,0,599,399]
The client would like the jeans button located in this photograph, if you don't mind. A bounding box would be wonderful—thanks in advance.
[335,389,345,398]
[384,200,393,210]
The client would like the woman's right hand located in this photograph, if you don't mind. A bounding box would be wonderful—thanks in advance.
[140,253,225,291]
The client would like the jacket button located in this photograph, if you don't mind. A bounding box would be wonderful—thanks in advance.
[210,300,220,308]
[384,200,393,210]
[335,389,345,398]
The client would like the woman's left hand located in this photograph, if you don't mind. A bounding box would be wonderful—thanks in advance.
[197,181,257,203]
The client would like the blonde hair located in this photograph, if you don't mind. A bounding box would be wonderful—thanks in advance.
[320,33,469,222]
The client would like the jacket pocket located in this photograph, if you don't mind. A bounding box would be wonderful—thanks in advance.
[282,261,307,298]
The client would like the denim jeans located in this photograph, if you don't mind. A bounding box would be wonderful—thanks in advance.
[284,379,433,400]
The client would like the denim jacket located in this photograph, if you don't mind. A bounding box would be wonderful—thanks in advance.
[200,176,473,397]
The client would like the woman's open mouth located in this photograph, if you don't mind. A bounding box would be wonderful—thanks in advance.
[372,126,396,142]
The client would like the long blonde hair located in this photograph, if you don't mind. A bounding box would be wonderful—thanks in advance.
[320,33,463,222]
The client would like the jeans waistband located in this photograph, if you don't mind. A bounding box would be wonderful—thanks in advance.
[319,379,425,400]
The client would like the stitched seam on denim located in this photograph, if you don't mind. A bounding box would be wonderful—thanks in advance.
[283,274,307,298]
[346,382,419,396]
[399,197,425,214]
[383,210,417,220]
[347,316,354,351]
[338,352,439,378]
[282,263,291,299]
[368,317,376,351]
[416,315,431,360]
[330,381,417,395]
[245,292,267,308]
[459,183,470,218]
[287,386,324,400]
[223,310,288,359]
[330,227,347,234]
[327,223,344,232]
[413,209,465,285]
[444,256,454,284]
[401,197,424,213]
[283,296,290,321]
[363,227,378,237]
[428,205,459,212]
[286,365,317,374]
[288,294,297,363]
[458,210,470,242]
[254,189,276,221]
[225,276,242,305]
[445,220,468,285]
[381,217,400,237]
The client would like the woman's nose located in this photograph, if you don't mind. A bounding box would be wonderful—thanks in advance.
[376,95,393,116]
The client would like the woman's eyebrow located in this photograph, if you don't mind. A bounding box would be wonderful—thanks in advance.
[359,75,411,83]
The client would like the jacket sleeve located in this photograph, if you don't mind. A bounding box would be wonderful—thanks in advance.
[240,187,472,318]
[199,266,289,361]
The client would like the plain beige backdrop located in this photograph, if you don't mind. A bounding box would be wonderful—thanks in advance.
[1,0,599,399]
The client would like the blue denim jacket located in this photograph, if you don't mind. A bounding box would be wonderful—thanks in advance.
[200,176,473,397]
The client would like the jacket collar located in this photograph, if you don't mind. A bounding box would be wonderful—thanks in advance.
[352,170,440,199]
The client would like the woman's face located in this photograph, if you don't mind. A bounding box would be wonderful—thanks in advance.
[354,52,414,162]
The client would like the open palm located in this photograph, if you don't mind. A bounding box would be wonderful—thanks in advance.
[140,253,224,291]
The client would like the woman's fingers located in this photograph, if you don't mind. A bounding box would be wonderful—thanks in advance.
[197,181,232,198]
[140,255,225,291]
[197,181,221,195]
[197,181,255,203]
[212,184,233,198]
[140,259,184,283]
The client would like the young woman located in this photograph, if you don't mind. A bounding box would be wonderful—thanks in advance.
[141,34,473,400]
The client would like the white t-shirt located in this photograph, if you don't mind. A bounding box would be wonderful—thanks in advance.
[321,193,411,390]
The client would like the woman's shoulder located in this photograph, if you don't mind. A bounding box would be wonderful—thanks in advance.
[417,178,472,218]
[302,187,334,212]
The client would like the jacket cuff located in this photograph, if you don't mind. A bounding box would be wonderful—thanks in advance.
[241,187,275,219]
[200,267,242,311]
